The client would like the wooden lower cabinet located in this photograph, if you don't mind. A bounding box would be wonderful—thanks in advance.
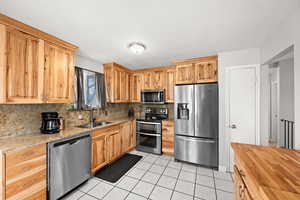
[107,130,122,162]
[162,120,174,155]
[92,134,108,173]
[234,166,253,200]
[4,144,47,200]
[92,120,136,174]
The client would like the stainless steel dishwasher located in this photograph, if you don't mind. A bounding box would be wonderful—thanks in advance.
[47,132,91,200]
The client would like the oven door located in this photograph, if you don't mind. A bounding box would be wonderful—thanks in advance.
[141,90,165,104]
[136,121,162,154]
[136,132,162,154]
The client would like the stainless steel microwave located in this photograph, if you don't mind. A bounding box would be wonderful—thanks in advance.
[141,90,165,104]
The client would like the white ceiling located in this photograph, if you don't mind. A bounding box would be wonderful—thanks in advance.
[1,0,299,69]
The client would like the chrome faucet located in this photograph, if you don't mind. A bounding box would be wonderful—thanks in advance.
[86,105,96,128]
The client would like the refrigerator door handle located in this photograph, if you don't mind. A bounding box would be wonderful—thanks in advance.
[176,136,216,143]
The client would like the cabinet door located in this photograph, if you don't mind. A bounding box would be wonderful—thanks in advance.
[162,121,174,155]
[44,42,74,103]
[107,130,122,162]
[142,71,152,90]
[113,68,122,102]
[92,134,107,173]
[130,73,142,102]
[5,144,46,200]
[121,121,132,153]
[176,64,194,84]
[165,69,176,102]
[194,61,217,83]
[151,70,165,89]
[2,27,45,103]
[104,64,114,103]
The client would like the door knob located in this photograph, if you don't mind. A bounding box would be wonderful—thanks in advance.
[230,124,237,129]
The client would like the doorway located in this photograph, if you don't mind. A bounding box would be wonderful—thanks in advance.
[226,65,260,171]
[261,46,295,148]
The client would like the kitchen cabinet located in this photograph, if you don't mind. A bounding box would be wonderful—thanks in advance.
[92,134,108,173]
[142,71,152,90]
[151,69,165,89]
[130,73,142,102]
[107,130,122,162]
[165,68,176,102]
[1,27,45,104]
[162,120,174,155]
[175,56,218,84]
[234,166,252,200]
[44,42,75,103]
[0,15,77,104]
[92,120,136,174]
[175,63,194,84]
[194,60,217,83]
[4,144,47,200]
[104,63,131,103]
[121,121,133,153]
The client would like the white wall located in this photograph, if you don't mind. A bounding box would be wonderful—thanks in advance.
[75,54,103,73]
[260,65,270,146]
[217,48,260,171]
[261,8,300,148]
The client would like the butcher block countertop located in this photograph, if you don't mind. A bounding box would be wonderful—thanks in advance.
[231,143,300,200]
[0,117,134,153]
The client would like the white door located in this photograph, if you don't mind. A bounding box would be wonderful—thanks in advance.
[270,82,278,144]
[227,65,259,171]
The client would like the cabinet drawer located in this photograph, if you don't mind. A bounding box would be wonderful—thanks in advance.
[92,125,119,137]
[5,144,47,200]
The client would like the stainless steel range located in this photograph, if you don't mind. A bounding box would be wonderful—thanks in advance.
[136,107,168,154]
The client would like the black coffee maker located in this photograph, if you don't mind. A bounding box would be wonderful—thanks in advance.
[40,112,61,134]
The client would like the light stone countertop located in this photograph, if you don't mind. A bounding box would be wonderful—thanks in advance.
[0,117,134,154]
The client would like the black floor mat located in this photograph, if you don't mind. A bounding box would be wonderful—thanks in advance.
[94,153,142,183]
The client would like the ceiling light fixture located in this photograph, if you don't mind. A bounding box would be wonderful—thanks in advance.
[128,42,146,54]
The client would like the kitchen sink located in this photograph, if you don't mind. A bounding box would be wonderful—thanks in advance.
[77,121,112,128]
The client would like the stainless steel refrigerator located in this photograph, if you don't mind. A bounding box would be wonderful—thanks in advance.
[174,83,218,167]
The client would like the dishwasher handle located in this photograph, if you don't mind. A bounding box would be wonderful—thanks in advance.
[53,134,90,147]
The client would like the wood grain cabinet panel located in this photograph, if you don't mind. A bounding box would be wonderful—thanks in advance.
[0,15,77,104]
[194,60,217,83]
[165,69,176,102]
[175,64,194,84]
[92,134,107,173]
[5,144,47,200]
[121,121,132,153]
[151,70,165,90]
[103,63,131,103]
[162,121,174,155]
[44,42,74,103]
[130,73,142,102]
[0,26,45,104]
[106,130,122,162]
[142,71,152,90]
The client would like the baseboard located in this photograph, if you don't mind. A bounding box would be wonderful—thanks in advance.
[218,165,227,172]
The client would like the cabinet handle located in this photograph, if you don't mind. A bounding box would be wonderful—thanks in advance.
[239,169,246,177]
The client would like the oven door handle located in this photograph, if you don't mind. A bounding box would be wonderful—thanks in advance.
[137,132,162,137]
[137,121,161,125]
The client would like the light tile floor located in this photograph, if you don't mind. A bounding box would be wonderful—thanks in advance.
[62,150,234,200]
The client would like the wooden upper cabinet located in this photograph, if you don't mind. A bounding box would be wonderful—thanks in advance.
[175,56,218,84]
[103,63,131,103]
[0,26,45,104]
[0,14,78,104]
[130,73,142,102]
[44,42,75,103]
[142,71,152,90]
[194,60,217,83]
[175,63,194,84]
[151,70,165,90]
[165,68,176,102]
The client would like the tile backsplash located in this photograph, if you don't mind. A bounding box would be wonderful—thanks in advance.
[0,103,130,137]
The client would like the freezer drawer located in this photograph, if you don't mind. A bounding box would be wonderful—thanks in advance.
[175,136,218,167]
